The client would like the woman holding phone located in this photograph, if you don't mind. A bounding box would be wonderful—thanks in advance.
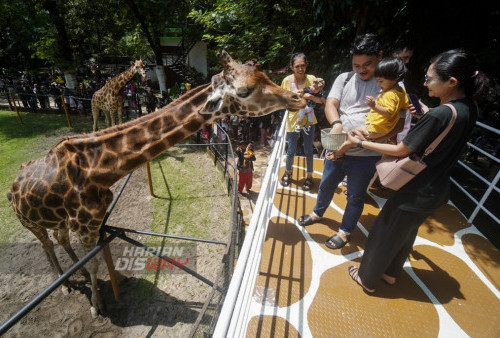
[344,49,490,293]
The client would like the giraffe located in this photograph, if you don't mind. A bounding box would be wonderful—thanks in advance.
[7,50,305,318]
[91,60,146,131]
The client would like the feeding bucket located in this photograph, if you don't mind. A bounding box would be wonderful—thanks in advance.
[321,128,346,151]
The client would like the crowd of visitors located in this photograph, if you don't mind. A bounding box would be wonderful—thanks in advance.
[0,68,186,118]
[203,112,283,148]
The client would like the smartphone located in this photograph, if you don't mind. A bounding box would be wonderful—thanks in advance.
[407,93,423,115]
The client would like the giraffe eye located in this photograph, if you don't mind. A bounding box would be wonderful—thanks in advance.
[236,87,254,98]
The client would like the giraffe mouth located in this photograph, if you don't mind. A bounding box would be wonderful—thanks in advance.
[286,95,307,110]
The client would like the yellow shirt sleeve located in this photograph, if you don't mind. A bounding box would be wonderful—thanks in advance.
[283,74,318,132]
[365,88,408,134]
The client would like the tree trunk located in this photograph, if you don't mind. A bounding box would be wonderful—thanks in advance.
[125,0,167,91]
[43,0,74,66]
[155,65,167,93]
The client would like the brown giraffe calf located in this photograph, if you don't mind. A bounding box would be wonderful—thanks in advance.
[7,51,305,318]
[91,60,146,131]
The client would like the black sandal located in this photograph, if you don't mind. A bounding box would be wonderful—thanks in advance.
[325,234,350,249]
[280,171,291,187]
[298,214,319,227]
[302,177,313,191]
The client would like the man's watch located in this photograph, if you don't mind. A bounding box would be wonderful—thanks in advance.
[331,120,342,127]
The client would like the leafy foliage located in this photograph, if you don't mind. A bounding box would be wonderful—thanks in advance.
[189,1,315,71]
[0,0,499,96]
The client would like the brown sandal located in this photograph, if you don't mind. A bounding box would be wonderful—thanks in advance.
[302,177,313,191]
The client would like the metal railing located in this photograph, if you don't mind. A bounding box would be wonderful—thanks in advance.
[0,131,244,337]
[451,121,500,225]
[0,89,148,119]
[213,112,288,336]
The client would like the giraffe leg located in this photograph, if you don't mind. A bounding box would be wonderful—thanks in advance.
[117,104,123,124]
[91,101,99,132]
[104,110,111,128]
[53,228,89,278]
[81,233,105,318]
[110,108,116,127]
[25,224,71,295]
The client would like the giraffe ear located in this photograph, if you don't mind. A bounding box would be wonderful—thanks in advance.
[200,92,223,114]
[200,74,225,114]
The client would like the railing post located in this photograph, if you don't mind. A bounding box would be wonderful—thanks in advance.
[468,166,500,224]
[224,142,229,177]
[60,95,72,128]
[145,162,155,196]
[9,92,23,124]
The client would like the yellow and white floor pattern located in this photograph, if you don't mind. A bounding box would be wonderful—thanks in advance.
[243,156,500,337]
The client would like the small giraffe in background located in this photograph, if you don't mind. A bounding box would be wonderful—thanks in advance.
[91,60,146,131]
[8,50,305,318]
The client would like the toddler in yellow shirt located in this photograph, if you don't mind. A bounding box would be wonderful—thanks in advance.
[335,56,409,157]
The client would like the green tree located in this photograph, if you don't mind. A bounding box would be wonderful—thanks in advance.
[189,0,314,72]
[0,0,46,70]
[191,0,500,102]
[2,0,499,99]
[27,0,135,88]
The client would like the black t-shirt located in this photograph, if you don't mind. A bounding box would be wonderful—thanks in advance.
[394,98,478,211]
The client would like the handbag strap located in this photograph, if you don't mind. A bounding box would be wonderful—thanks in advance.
[422,103,458,157]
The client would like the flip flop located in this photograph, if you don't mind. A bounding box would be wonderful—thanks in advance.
[325,234,350,249]
[348,266,375,294]
[298,214,319,227]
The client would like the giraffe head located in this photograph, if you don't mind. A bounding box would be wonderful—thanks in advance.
[200,50,306,117]
[134,60,147,80]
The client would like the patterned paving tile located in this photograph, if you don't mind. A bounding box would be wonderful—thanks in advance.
[238,155,500,337]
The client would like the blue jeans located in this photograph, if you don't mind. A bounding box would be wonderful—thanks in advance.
[285,124,315,174]
[313,155,380,235]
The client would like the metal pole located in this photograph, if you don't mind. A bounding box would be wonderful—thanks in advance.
[224,142,228,177]
[112,230,222,291]
[145,162,155,196]
[102,241,121,301]
[103,225,227,245]
[60,95,72,128]
[102,172,132,226]
[467,167,500,224]
[9,92,23,124]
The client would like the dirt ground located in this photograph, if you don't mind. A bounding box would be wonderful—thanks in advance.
[0,148,230,337]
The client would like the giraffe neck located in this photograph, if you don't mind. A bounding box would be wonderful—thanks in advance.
[110,65,137,94]
[64,83,216,188]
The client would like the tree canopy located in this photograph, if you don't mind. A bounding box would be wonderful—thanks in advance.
[1,0,499,99]
[190,0,500,99]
